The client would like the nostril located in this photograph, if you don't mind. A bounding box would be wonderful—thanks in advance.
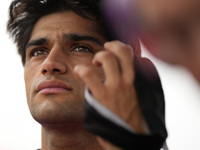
[53,68,60,72]
[42,69,48,74]
[41,59,67,75]
[42,68,61,75]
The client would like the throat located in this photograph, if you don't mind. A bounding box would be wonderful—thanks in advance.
[41,124,103,150]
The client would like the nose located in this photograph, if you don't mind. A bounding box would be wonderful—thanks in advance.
[41,46,67,75]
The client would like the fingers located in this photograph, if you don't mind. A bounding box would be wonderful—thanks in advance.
[92,50,121,86]
[74,41,145,133]
[74,65,104,97]
[74,40,135,98]
[103,41,135,84]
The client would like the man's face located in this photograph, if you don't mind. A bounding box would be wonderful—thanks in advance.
[24,11,106,124]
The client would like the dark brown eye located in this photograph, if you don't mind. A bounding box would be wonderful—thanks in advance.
[72,44,93,53]
[30,48,48,57]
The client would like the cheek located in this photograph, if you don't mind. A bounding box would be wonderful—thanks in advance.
[24,69,31,92]
[24,64,40,101]
[24,71,32,108]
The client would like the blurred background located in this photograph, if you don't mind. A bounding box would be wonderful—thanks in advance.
[0,1,200,150]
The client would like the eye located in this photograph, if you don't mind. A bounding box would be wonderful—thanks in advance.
[30,48,48,57]
[72,44,93,53]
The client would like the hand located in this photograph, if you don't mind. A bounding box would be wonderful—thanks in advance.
[96,136,122,150]
[74,41,149,134]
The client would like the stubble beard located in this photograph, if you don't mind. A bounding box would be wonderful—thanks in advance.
[28,92,85,126]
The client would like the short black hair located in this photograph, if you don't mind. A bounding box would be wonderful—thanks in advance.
[7,0,140,65]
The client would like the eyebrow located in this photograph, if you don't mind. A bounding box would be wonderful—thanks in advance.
[62,33,103,46]
[26,33,104,50]
[25,38,49,50]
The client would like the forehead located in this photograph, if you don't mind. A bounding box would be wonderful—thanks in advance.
[30,11,105,41]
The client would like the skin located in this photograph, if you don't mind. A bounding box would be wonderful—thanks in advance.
[74,41,149,133]
[24,11,106,150]
[24,11,148,150]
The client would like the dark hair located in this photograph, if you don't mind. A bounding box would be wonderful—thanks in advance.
[7,0,141,65]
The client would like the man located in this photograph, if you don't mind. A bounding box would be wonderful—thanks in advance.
[7,0,167,149]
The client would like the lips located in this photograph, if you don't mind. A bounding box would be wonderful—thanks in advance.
[36,80,72,94]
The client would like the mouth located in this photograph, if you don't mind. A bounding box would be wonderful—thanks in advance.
[36,80,72,94]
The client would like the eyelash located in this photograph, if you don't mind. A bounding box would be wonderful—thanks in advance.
[29,47,48,57]
[71,44,94,53]
[28,44,95,58]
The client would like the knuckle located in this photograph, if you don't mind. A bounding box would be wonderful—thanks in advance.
[112,40,123,45]
[124,76,134,86]
[96,51,114,60]
[112,42,133,56]
[103,51,113,59]
[105,40,120,46]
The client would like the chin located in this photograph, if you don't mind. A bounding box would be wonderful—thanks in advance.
[29,96,84,125]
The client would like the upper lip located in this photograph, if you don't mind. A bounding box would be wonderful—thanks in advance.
[36,80,72,92]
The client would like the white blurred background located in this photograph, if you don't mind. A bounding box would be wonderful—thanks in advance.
[0,1,200,150]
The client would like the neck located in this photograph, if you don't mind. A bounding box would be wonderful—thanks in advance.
[41,123,103,150]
